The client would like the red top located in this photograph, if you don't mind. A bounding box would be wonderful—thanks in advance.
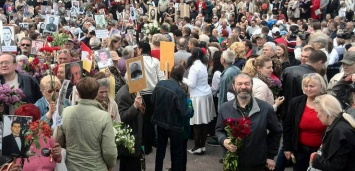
[151,49,160,61]
[299,105,327,148]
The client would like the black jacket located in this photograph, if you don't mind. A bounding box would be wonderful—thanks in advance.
[2,134,25,157]
[312,116,355,171]
[0,71,42,104]
[333,78,353,109]
[115,84,143,157]
[151,79,187,132]
[216,98,282,170]
[283,95,310,151]
[279,64,316,121]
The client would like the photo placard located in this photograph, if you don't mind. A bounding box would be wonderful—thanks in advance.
[126,56,147,93]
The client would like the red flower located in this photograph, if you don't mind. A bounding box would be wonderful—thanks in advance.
[32,57,40,65]
[52,46,61,51]
[25,134,33,141]
[47,36,54,42]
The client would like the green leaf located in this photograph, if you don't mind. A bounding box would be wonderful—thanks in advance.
[34,140,41,149]
[43,137,47,144]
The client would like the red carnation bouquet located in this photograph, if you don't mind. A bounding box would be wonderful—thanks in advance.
[223,116,252,171]
[24,120,52,149]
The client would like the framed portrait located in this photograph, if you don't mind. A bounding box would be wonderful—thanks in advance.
[126,56,147,93]
[94,15,107,30]
[129,6,137,21]
[1,26,17,52]
[1,115,32,155]
[70,7,78,17]
[31,40,44,54]
[109,28,120,37]
[180,4,190,18]
[40,5,50,15]
[95,49,113,69]
[38,22,45,33]
[71,1,80,10]
[126,29,137,47]
[65,61,83,85]
[19,23,29,30]
[148,6,157,21]
[44,15,59,33]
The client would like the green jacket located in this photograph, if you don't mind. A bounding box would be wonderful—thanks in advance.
[57,99,117,170]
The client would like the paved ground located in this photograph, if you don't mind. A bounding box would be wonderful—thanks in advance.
[114,137,293,171]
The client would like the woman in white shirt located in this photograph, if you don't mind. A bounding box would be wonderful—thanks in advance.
[183,48,216,154]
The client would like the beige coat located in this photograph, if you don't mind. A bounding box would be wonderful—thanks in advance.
[57,99,117,171]
[252,77,274,106]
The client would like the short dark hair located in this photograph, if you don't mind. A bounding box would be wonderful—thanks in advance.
[76,77,99,99]
[183,17,191,23]
[182,27,191,35]
[308,50,327,64]
[138,41,151,55]
[261,26,269,34]
[3,27,12,34]
[170,65,185,82]
[173,29,182,37]
[11,120,21,127]
[301,23,308,31]
[244,39,253,50]
[312,22,322,30]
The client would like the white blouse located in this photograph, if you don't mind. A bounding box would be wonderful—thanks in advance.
[183,60,212,97]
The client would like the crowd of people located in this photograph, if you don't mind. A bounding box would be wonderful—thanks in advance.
[0,0,355,170]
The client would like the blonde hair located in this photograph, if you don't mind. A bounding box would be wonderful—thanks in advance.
[40,75,61,91]
[230,42,246,59]
[242,58,257,77]
[242,56,272,77]
[301,73,327,94]
[152,34,168,47]
[314,94,342,118]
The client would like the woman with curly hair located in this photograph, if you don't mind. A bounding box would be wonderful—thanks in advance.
[230,42,247,70]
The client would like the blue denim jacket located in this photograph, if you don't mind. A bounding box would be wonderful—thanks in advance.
[151,79,187,132]
[35,97,71,126]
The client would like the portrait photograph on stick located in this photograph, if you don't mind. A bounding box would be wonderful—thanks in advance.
[65,61,83,86]
[148,6,157,21]
[95,49,114,69]
[44,15,59,33]
[1,26,17,52]
[31,40,44,54]
[126,56,147,93]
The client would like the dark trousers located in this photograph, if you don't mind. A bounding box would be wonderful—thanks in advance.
[155,126,184,171]
[142,94,155,153]
[276,147,287,171]
[293,144,318,171]
[120,155,141,171]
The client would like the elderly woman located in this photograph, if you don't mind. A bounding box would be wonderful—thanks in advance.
[309,94,355,171]
[93,72,120,123]
[309,32,330,67]
[151,34,169,61]
[281,73,328,171]
[35,75,71,126]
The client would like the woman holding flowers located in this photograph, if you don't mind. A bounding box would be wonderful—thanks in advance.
[35,75,71,127]
[6,104,62,171]
[242,56,284,111]
[282,73,327,171]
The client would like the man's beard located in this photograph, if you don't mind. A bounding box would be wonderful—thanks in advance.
[236,89,252,100]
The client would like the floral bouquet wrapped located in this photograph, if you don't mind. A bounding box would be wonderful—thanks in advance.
[20,57,50,81]
[269,76,282,98]
[141,21,160,42]
[223,117,252,171]
[113,122,135,154]
[0,84,26,107]
[24,120,52,149]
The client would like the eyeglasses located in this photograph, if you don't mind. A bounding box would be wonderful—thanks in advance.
[47,89,60,93]
[21,44,31,47]
[0,61,13,66]
[58,50,70,54]
[213,18,218,19]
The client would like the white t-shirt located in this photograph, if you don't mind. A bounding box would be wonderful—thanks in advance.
[6,74,19,89]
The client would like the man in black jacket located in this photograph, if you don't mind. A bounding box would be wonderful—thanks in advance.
[2,121,24,157]
[0,53,42,104]
[151,65,188,171]
[216,73,282,171]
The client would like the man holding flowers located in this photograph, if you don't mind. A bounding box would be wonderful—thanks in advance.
[216,73,282,171]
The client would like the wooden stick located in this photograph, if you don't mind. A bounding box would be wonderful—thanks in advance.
[165,62,169,79]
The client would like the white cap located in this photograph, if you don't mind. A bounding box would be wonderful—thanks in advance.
[276,20,283,25]
[272,27,280,34]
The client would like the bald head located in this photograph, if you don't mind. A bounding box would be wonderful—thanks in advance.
[348,47,355,52]
[177,37,187,50]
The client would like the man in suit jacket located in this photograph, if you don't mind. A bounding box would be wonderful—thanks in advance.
[1,27,16,46]
[174,37,191,66]
[2,121,23,157]
[46,17,57,32]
